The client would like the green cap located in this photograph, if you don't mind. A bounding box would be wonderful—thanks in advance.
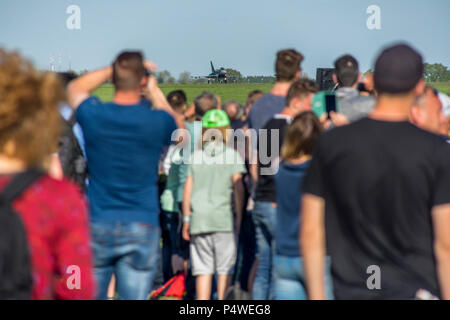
[202,109,230,128]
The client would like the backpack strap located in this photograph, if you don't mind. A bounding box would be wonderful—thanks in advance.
[0,169,44,204]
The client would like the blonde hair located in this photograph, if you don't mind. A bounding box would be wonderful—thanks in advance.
[281,112,322,161]
[0,49,64,167]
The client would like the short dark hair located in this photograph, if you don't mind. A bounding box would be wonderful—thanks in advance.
[246,90,264,106]
[167,90,187,110]
[112,51,146,91]
[334,54,359,87]
[286,79,318,107]
[374,44,424,95]
[194,91,218,117]
[275,49,304,82]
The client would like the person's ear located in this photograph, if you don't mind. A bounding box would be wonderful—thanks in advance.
[140,76,148,87]
[357,72,362,83]
[293,97,303,111]
[298,98,310,112]
[414,79,426,96]
[296,69,301,80]
[332,74,338,84]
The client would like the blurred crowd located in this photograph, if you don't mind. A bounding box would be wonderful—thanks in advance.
[0,43,450,300]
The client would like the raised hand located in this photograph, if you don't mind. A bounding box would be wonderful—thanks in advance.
[143,60,158,71]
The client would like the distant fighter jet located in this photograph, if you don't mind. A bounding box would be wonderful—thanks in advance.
[205,61,228,84]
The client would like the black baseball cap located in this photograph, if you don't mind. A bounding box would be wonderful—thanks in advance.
[334,55,359,86]
[374,43,424,94]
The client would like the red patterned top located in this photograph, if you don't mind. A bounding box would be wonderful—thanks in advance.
[0,174,95,300]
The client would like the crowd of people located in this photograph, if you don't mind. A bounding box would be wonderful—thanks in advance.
[0,42,450,300]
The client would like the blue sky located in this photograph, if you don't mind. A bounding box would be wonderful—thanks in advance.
[1,0,449,78]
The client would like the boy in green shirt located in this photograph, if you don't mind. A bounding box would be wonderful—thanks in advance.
[182,110,246,300]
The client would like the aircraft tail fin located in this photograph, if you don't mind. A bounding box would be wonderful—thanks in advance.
[210,61,215,73]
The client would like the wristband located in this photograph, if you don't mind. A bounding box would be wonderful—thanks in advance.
[183,216,190,223]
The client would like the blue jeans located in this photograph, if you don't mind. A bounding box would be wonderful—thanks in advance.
[233,210,257,292]
[252,201,277,300]
[91,221,160,300]
[273,255,334,300]
[161,211,180,282]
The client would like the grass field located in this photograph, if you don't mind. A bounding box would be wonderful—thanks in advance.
[93,83,273,105]
[428,82,450,95]
[93,82,450,105]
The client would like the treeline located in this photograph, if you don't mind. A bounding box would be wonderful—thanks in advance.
[61,66,293,85]
[70,62,450,85]
[424,63,450,82]
[64,64,450,85]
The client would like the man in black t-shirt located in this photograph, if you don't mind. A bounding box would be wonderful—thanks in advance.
[252,79,318,300]
[301,44,450,300]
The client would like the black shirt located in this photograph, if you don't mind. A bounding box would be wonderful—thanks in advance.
[303,117,450,299]
[255,115,290,203]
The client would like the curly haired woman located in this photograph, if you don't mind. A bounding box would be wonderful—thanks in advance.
[0,49,95,299]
